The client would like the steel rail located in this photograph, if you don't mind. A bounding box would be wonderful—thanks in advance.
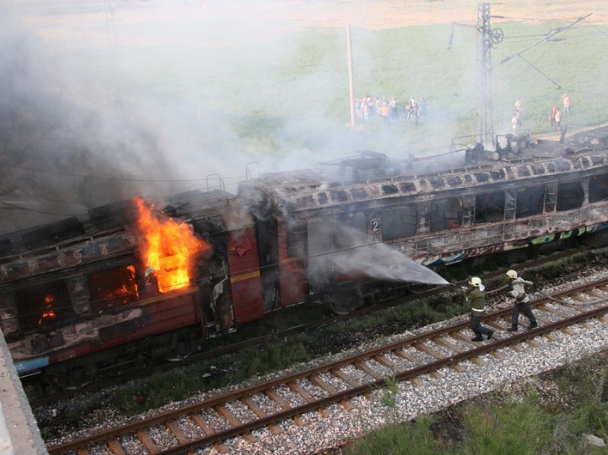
[47,274,608,454]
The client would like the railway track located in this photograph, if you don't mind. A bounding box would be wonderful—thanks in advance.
[28,247,592,409]
[47,275,608,454]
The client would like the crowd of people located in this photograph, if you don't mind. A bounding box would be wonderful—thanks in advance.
[511,92,573,136]
[355,95,427,126]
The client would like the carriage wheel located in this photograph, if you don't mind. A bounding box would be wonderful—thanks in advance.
[329,288,364,315]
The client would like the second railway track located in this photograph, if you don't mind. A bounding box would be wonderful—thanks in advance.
[47,275,608,455]
[28,247,591,409]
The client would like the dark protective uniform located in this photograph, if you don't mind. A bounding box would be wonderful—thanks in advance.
[507,277,537,331]
[467,286,493,341]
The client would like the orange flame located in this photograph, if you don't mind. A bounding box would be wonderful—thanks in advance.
[133,197,209,293]
[38,294,57,325]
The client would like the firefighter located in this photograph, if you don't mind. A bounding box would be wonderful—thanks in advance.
[502,270,538,332]
[467,277,494,341]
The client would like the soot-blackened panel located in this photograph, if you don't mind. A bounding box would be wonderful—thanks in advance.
[298,195,315,208]
[428,177,446,189]
[473,172,489,183]
[0,239,13,257]
[192,218,226,235]
[382,184,399,195]
[79,243,103,262]
[399,182,417,193]
[52,217,85,240]
[21,226,55,250]
[530,164,546,175]
[489,169,506,180]
[89,200,135,229]
[352,187,369,199]
[446,176,463,186]
[329,189,349,202]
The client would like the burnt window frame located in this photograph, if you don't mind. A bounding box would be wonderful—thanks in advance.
[515,186,545,219]
[589,173,608,204]
[556,181,585,211]
[474,191,506,224]
[429,197,463,232]
[16,281,75,333]
[382,204,418,240]
[88,265,140,312]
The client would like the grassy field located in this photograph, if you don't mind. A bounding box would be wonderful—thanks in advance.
[2,1,608,231]
[17,2,608,153]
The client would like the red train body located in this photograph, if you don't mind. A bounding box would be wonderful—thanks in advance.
[4,125,608,387]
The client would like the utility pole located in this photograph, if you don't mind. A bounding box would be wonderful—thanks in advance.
[347,24,356,128]
[450,3,503,147]
[104,0,118,49]
[475,2,497,146]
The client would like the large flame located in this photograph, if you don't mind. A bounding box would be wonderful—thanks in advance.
[133,197,210,293]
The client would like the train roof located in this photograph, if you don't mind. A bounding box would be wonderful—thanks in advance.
[238,125,608,215]
[0,189,239,262]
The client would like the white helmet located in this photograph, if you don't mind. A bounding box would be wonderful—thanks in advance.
[506,270,518,279]
[469,277,482,287]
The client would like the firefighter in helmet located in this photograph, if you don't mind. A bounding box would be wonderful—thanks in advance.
[467,277,494,342]
[503,270,538,332]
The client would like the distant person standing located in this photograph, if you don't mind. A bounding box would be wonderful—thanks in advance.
[555,107,562,131]
[466,277,494,342]
[512,112,521,135]
[514,98,523,115]
[380,100,390,125]
[561,93,571,113]
[389,97,398,120]
[549,106,557,130]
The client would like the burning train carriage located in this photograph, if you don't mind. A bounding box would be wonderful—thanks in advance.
[0,189,265,387]
[4,125,608,388]
[239,127,608,312]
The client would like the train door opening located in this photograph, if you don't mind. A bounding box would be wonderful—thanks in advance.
[307,212,369,313]
[255,216,280,311]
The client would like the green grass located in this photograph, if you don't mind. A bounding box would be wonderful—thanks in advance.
[4,4,608,211]
[47,18,608,159]
[348,355,608,455]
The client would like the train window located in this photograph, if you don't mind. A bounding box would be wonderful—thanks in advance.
[430,198,463,232]
[287,224,307,257]
[475,192,505,224]
[556,182,584,211]
[382,205,417,240]
[89,265,139,312]
[516,186,545,219]
[16,282,74,333]
[308,213,368,258]
[339,212,367,234]
[589,174,608,203]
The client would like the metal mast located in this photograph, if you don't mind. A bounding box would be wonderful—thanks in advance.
[475,2,494,146]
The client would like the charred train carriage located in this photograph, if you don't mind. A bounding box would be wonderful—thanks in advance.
[3,125,608,387]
